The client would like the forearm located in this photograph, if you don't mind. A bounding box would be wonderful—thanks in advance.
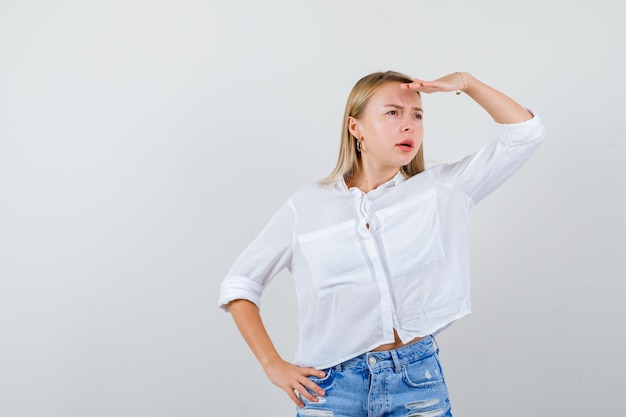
[228,298,326,406]
[228,299,282,369]
[460,72,533,124]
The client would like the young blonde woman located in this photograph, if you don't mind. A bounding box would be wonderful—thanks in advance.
[218,71,545,417]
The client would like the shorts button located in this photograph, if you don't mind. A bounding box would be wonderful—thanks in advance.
[368,356,377,365]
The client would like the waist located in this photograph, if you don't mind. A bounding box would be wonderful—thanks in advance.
[371,334,425,352]
[333,335,438,371]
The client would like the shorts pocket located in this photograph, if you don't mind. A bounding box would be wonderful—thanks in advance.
[376,187,445,277]
[298,220,370,297]
[307,367,336,391]
[402,353,445,388]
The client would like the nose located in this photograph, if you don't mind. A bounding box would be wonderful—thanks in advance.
[401,116,414,132]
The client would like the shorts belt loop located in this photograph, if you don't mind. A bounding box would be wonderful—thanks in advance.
[334,363,343,372]
[390,349,401,373]
[431,335,440,353]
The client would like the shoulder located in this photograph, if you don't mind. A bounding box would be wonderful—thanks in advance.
[283,182,351,222]
[290,181,342,201]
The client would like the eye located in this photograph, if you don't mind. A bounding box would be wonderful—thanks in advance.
[415,113,423,120]
[387,110,398,116]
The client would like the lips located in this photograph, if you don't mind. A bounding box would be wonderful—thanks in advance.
[396,139,415,152]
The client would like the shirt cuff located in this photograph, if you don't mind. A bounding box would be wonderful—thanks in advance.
[495,111,545,146]
[217,276,264,312]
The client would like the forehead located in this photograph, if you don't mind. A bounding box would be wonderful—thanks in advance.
[368,82,422,108]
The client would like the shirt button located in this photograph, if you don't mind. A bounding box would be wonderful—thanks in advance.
[368,356,377,365]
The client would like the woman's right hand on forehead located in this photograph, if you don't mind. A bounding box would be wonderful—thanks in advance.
[402,72,470,94]
[404,71,532,124]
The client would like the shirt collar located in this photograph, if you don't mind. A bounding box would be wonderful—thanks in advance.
[339,171,407,193]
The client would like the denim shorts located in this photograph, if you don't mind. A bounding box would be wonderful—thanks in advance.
[296,336,452,417]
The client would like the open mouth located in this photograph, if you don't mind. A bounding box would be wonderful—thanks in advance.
[396,140,414,150]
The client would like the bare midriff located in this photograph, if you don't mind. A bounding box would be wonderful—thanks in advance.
[371,329,424,352]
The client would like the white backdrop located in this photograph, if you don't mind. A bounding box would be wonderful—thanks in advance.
[1,1,624,416]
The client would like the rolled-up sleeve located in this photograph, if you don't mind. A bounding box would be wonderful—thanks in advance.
[428,112,545,204]
[218,200,295,312]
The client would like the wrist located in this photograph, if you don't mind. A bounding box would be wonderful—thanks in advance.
[260,353,284,371]
[459,72,474,93]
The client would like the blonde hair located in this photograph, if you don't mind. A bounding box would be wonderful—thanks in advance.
[320,71,425,185]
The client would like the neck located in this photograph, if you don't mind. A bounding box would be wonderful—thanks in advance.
[347,167,400,193]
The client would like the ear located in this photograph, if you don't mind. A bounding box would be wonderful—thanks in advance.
[347,116,361,139]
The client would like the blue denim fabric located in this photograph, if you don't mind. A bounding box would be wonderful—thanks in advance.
[296,336,452,417]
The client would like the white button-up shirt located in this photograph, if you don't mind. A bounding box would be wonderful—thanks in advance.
[219,114,545,369]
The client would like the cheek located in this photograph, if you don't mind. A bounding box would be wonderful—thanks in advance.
[415,125,424,142]
[365,125,391,144]
[370,121,390,135]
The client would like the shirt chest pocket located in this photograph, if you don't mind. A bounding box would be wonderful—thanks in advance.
[376,187,445,277]
[297,220,370,297]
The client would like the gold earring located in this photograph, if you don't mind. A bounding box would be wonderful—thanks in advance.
[356,138,362,152]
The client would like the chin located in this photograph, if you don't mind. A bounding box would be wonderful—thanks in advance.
[398,156,417,166]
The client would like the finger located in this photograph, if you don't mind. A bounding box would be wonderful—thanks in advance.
[304,379,326,397]
[402,79,425,89]
[302,367,326,378]
[406,85,438,94]
[295,383,320,403]
[419,82,453,94]
[300,368,326,396]
[404,80,447,94]
[420,81,444,89]
[288,389,305,408]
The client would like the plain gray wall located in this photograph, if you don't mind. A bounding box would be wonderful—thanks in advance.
[1,0,624,416]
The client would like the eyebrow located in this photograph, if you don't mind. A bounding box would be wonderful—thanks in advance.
[383,104,423,112]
